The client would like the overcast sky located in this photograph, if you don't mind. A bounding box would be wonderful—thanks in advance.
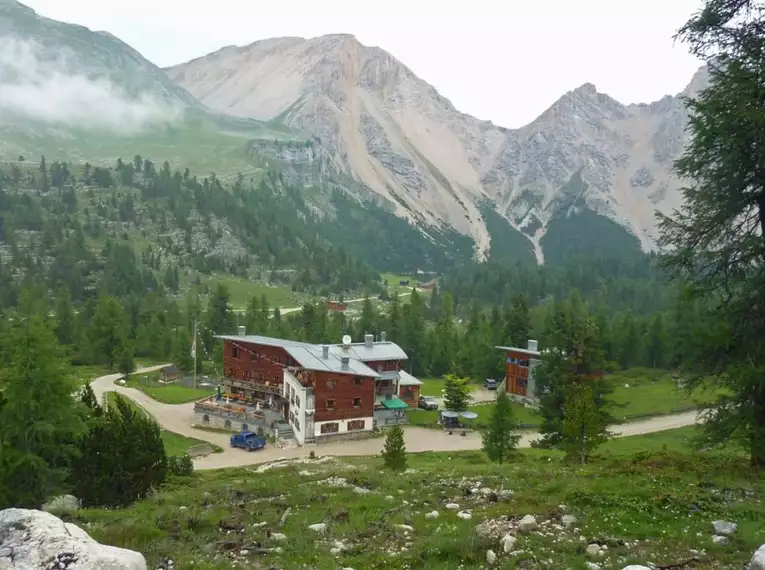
[22,0,704,128]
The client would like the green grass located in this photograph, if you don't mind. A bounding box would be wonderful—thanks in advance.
[123,375,213,405]
[607,368,722,420]
[412,368,722,430]
[202,274,302,311]
[407,401,541,428]
[71,432,762,570]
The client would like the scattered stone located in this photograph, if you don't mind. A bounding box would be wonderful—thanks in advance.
[749,544,765,570]
[425,510,439,519]
[586,543,602,557]
[712,535,730,546]
[486,549,497,565]
[518,514,538,532]
[396,524,414,532]
[501,534,517,553]
[270,532,287,541]
[586,563,601,570]
[712,520,737,536]
[0,508,147,569]
[621,567,652,570]
[308,523,327,533]
[445,502,460,510]
[457,511,472,520]
[562,514,578,527]
[279,507,292,526]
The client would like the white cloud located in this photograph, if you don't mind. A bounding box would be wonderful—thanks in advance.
[0,37,182,133]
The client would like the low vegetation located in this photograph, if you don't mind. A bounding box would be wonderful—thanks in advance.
[71,434,760,569]
[122,374,214,404]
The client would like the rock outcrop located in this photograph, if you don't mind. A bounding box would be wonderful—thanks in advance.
[167,35,709,260]
[0,508,146,569]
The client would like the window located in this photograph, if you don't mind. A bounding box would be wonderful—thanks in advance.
[402,388,413,399]
[320,422,340,434]
[326,399,336,410]
[202,414,210,424]
[296,396,301,408]
[224,420,232,428]
[242,423,248,431]
[348,420,365,431]
[232,346,240,358]
[327,380,336,389]
[354,377,363,385]
[353,397,362,408]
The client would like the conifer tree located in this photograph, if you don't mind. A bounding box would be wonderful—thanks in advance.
[381,425,407,470]
[561,381,611,463]
[482,390,520,464]
[443,374,472,412]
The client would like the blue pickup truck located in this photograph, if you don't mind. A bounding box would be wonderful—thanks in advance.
[230,431,267,452]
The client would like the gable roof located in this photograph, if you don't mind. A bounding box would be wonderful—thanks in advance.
[215,334,407,376]
[327,342,408,362]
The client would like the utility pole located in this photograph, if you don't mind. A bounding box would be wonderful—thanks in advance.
[192,319,198,390]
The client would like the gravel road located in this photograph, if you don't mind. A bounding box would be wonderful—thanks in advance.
[91,366,702,471]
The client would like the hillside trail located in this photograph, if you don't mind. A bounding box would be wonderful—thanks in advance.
[90,366,701,471]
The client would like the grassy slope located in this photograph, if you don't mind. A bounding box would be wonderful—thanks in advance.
[123,374,214,405]
[73,433,760,570]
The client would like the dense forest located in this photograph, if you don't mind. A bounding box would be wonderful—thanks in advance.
[0,154,487,309]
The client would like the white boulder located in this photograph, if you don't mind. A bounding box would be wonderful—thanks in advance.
[712,520,737,536]
[0,508,146,569]
[749,544,765,570]
[518,514,538,532]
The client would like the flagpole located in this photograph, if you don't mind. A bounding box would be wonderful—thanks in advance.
[193,319,198,390]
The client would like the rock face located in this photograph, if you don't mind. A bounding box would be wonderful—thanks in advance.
[167,35,709,261]
[0,508,147,569]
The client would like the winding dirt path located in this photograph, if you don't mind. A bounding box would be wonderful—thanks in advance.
[91,367,702,471]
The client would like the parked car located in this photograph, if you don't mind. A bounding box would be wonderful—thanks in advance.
[230,431,267,451]
[418,396,439,410]
[484,378,498,390]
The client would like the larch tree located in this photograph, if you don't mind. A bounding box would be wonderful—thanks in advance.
[443,374,472,412]
[561,381,611,464]
[0,308,85,508]
[657,0,765,466]
[482,390,521,464]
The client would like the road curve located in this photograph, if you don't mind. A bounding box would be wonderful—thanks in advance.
[90,367,702,471]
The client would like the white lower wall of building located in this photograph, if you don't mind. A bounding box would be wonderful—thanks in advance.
[314,417,374,438]
[283,370,309,445]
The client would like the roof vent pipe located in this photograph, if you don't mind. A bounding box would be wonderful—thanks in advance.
[341,356,350,370]
[322,345,329,359]
[237,325,246,336]
[364,333,373,348]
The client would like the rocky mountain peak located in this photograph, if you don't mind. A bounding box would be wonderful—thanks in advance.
[168,35,704,263]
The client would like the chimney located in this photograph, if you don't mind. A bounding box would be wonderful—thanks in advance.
[364,333,373,348]
[527,339,538,352]
[380,331,387,342]
[322,345,329,359]
[341,356,350,370]
[237,325,246,336]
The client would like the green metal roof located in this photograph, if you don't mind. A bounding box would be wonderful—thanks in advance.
[380,397,408,410]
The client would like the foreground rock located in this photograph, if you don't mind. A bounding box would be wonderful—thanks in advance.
[0,508,147,569]
[750,544,765,570]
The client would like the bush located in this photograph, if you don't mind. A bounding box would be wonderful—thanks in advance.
[168,455,194,476]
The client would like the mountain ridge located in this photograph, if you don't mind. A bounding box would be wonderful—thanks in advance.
[167,34,707,262]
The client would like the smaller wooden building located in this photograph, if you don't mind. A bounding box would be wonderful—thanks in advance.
[495,339,541,398]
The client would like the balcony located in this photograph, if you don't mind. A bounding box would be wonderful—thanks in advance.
[375,385,396,398]
[223,378,282,396]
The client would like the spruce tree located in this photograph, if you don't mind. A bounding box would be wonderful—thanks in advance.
[482,390,520,464]
[381,425,407,470]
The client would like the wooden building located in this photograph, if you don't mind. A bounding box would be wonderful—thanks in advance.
[215,329,419,444]
[495,339,542,398]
